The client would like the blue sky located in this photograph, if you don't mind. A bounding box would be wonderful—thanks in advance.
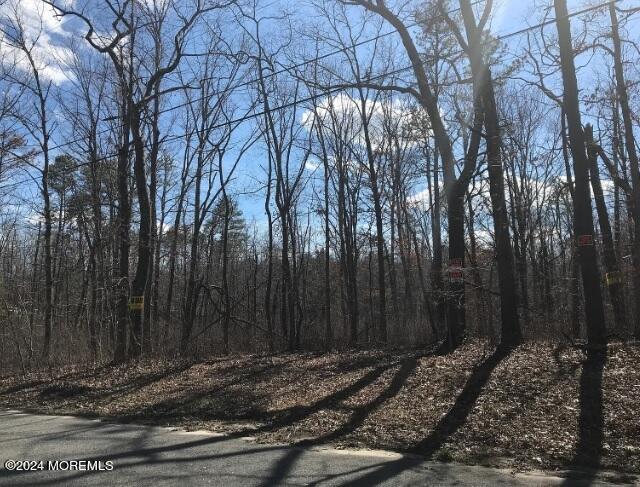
[1,0,638,229]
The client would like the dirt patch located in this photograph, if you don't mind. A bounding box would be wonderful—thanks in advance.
[0,342,638,474]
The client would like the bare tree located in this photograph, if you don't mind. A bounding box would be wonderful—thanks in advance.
[338,0,484,350]
[608,3,640,335]
[440,0,521,347]
[554,0,606,348]
[1,5,56,360]
[46,0,236,359]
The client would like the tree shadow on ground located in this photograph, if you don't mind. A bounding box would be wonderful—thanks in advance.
[114,351,414,428]
[0,363,116,396]
[0,361,194,404]
[328,345,514,486]
[0,422,279,486]
[1,346,528,487]
[113,358,297,423]
[0,354,420,487]
[260,354,421,486]
[0,379,52,396]
[412,345,512,456]
[265,359,403,428]
[29,361,196,409]
[561,349,607,486]
[86,361,195,400]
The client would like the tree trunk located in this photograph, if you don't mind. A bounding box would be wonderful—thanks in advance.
[181,151,204,354]
[358,93,387,344]
[165,174,187,320]
[427,146,443,340]
[457,0,521,348]
[321,135,332,349]
[114,102,131,364]
[585,124,627,334]
[41,140,53,361]
[481,73,521,347]
[128,107,152,358]
[447,187,466,349]
[554,0,606,348]
[265,154,274,352]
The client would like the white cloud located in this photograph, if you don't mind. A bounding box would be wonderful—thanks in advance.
[0,0,76,84]
[302,92,426,151]
[305,158,321,172]
[474,228,494,247]
[407,184,445,210]
[26,211,43,226]
[158,220,171,235]
[139,0,170,11]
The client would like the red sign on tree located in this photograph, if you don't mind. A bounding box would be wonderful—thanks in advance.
[577,234,594,246]
[449,269,463,281]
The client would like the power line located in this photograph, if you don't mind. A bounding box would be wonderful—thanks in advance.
[19,0,606,157]
[0,0,625,193]
[1,62,413,193]
[10,0,624,155]
[39,0,484,154]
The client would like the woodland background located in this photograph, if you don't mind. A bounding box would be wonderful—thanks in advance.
[0,0,639,373]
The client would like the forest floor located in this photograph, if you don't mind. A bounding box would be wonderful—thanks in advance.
[1,341,639,478]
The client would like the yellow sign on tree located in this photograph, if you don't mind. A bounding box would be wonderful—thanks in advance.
[605,272,622,287]
[129,296,144,310]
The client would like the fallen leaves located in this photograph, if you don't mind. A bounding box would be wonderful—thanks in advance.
[0,342,638,474]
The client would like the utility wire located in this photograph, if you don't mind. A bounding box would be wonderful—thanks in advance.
[0,0,625,193]
[31,0,482,153]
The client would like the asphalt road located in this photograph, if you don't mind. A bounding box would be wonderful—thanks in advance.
[0,410,635,486]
